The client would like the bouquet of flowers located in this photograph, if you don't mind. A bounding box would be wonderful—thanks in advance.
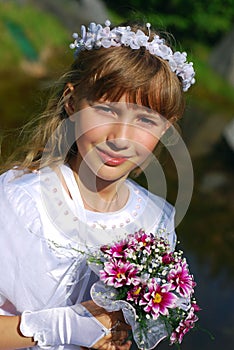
[88,229,200,349]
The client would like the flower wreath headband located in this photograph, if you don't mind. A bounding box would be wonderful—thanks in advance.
[70,20,195,92]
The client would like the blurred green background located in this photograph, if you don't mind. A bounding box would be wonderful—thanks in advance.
[0,1,234,349]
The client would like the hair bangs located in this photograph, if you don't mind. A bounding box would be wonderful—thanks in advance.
[74,47,184,120]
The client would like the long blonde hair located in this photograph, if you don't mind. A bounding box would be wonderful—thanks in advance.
[1,23,185,174]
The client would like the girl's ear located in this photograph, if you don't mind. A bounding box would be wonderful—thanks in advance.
[160,116,181,146]
[161,116,177,137]
[63,83,76,118]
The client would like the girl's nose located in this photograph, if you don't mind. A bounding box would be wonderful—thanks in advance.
[107,137,130,151]
[107,123,133,150]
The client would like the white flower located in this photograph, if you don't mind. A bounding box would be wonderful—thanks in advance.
[173,51,187,65]
[120,30,136,47]
[131,30,149,49]
[100,26,120,48]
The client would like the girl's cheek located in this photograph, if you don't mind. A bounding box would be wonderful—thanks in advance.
[138,134,159,153]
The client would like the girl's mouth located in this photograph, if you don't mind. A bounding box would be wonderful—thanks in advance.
[96,148,129,166]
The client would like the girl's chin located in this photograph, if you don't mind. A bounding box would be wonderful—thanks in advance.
[94,165,133,182]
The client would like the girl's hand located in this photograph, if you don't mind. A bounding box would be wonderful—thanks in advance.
[80,341,132,350]
[82,300,132,350]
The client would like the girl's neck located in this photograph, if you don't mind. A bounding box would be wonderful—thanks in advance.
[68,158,129,213]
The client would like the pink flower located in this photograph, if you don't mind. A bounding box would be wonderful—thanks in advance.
[139,279,177,319]
[100,259,139,288]
[170,307,199,344]
[167,261,195,297]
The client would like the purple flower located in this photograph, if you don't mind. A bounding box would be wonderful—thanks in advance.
[100,239,128,259]
[127,284,146,304]
[139,279,177,319]
[162,252,174,264]
[167,261,195,297]
[129,229,154,255]
[192,302,202,312]
[100,259,139,288]
[170,307,199,344]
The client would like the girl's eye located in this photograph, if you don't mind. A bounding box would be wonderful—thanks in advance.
[93,105,114,114]
[139,116,157,126]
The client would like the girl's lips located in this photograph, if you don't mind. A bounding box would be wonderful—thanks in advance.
[97,148,129,166]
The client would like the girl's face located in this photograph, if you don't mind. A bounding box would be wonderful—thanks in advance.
[70,94,170,182]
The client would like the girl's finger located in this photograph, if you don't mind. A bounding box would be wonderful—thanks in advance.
[111,330,129,342]
[116,340,132,350]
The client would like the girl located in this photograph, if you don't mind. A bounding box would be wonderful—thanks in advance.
[0,20,195,349]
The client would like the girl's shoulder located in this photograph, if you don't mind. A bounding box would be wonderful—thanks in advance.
[0,168,41,200]
[126,178,174,218]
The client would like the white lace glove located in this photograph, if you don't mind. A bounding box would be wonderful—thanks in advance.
[20,304,110,348]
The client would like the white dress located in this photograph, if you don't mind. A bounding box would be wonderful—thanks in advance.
[0,164,176,349]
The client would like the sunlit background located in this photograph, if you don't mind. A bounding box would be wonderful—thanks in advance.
[0,1,234,349]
